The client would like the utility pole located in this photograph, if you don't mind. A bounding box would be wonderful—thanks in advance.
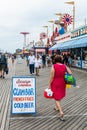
[65,1,75,30]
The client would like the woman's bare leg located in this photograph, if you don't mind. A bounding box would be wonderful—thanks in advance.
[55,100,64,117]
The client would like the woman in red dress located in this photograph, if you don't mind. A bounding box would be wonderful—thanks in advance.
[48,55,72,121]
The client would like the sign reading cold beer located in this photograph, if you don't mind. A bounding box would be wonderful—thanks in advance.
[11,77,36,114]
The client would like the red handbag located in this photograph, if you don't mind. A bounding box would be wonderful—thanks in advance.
[44,88,53,99]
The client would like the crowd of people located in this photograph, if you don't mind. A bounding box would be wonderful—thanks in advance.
[0,51,74,121]
[25,52,73,76]
[0,51,73,79]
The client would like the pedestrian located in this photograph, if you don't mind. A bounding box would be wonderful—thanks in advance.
[51,53,57,65]
[26,54,29,66]
[42,53,46,68]
[47,54,51,67]
[34,54,42,76]
[28,52,35,75]
[63,54,68,65]
[48,55,72,121]
[68,55,73,67]
[0,53,8,78]
[11,55,14,64]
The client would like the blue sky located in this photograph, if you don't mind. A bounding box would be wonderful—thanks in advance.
[0,0,86,53]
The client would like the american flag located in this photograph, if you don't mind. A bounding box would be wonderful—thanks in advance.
[62,14,73,25]
[40,32,47,39]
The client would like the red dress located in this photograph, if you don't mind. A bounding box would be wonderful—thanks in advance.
[51,63,66,100]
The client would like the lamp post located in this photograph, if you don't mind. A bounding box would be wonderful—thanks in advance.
[48,20,54,32]
[65,1,75,30]
[43,25,49,54]
[43,26,48,38]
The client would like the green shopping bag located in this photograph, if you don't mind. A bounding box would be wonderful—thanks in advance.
[64,73,76,85]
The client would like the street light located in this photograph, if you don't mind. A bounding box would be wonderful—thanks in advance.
[65,1,75,30]
[48,20,54,32]
[43,26,48,38]
[43,25,50,48]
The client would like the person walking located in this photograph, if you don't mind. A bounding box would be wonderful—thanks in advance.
[0,53,8,78]
[11,55,15,64]
[68,54,73,67]
[63,54,68,65]
[51,53,57,65]
[48,55,72,121]
[34,54,42,76]
[26,54,29,66]
[47,54,51,67]
[28,52,35,75]
[42,53,46,68]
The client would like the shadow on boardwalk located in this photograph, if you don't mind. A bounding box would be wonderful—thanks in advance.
[1,59,87,130]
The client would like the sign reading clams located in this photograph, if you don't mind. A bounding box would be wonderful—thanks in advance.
[11,76,36,114]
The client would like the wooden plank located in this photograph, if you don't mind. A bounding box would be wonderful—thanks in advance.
[1,59,87,130]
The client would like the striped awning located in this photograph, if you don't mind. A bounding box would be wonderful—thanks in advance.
[49,43,63,50]
[49,36,87,50]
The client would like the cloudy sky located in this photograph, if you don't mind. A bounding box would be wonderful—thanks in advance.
[0,0,86,53]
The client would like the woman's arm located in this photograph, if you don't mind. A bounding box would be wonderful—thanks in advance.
[66,66,72,74]
[48,66,55,89]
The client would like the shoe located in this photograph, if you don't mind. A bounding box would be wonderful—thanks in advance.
[59,113,65,121]
[59,116,65,121]
[54,107,59,111]
[2,76,5,78]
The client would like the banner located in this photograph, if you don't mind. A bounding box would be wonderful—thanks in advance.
[65,1,74,5]
[11,76,36,114]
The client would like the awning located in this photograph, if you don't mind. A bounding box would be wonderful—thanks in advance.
[49,36,87,50]
[49,43,63,50]
[69,36,87,48]
[60,39,78,49]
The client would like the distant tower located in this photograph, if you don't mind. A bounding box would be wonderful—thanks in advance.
[20,32,29,49]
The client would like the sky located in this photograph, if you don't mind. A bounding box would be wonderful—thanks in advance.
[0,0,87,53]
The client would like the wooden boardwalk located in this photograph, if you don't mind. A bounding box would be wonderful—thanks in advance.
[0,59,87,130]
